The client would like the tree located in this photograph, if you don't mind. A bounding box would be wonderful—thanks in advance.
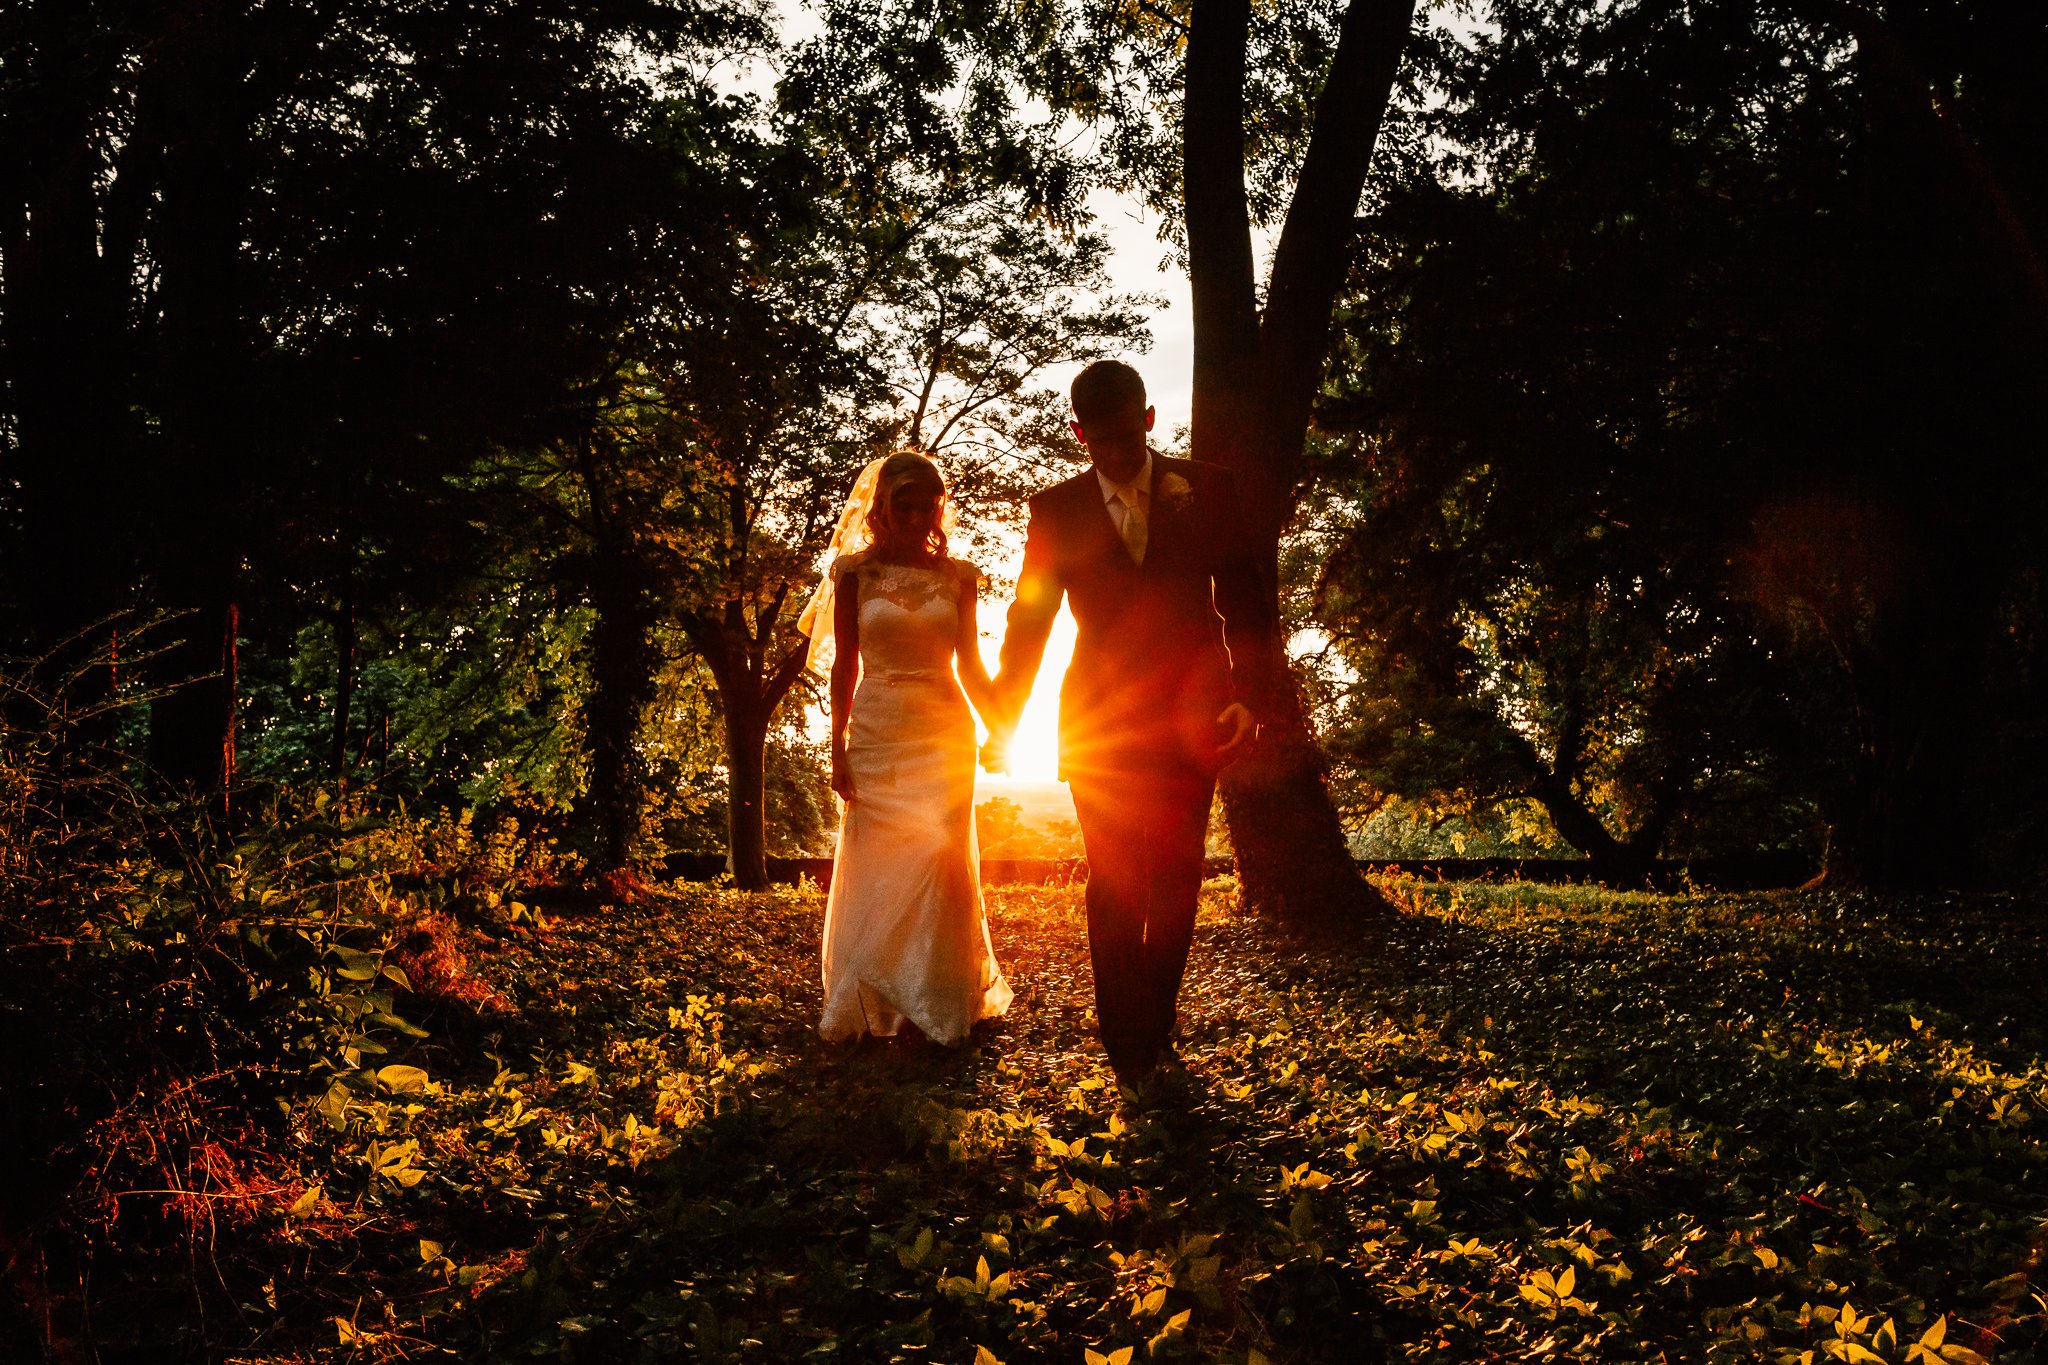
[0,0,768,800]
[1176,0,1419,917]
[652,160,1152,889]
[800,0,1433,917]
[1313,0,2048,887]
[1749,0,2048,885]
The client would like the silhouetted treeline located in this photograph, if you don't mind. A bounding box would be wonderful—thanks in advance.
[1312,0,2048,886]
[3,0,2041,889]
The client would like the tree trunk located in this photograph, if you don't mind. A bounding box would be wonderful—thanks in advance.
[1501,719,1680,886]
[1808,566,1997,890]
[1533,777,1670,887]
[144,5,254,803]
[149,595,239,801]
[1219,675,1371,918]
[685,585,813,894]
[330,586,356,781]
[712,645,812,893]
[5,23,136,693]
[585,549,662,874]
[1185,0,1417,921]
[723,698,771,891]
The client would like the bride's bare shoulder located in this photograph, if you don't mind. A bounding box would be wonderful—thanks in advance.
[833,547,876,576]
[948,556,983,591]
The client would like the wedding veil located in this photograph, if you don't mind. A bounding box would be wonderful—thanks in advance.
[798,454,960,674]
[796,457,887,675]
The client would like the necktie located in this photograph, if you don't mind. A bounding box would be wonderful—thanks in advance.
[1117,486,1147,565]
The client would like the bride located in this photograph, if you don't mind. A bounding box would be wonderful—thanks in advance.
[799,452,1014,1045]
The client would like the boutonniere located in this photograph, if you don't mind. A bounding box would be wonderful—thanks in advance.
[1157,472,1194,513]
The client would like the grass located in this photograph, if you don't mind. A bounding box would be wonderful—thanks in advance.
[27,875,2048,1362]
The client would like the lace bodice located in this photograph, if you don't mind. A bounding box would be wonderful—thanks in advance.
[841,557,971,677]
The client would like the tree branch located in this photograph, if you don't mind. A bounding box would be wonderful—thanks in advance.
[1258,0,1419,498]
[1794,0,2048,331]
[1185,0,1262,462]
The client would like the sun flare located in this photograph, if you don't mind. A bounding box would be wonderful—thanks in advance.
[980,603,1075,785]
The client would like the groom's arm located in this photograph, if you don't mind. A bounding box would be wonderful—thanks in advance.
[995,496,1062,727]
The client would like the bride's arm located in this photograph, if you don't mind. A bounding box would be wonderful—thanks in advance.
[954,561,1000,723]
[829,566,860,800]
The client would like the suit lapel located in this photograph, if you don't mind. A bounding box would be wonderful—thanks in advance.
[1139,456,1186,576]
[1065,470,1130,574]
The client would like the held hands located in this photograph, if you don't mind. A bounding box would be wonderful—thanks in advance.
[1214,702,1257,763]
[830,747,855,801]
[978,684,1018,774]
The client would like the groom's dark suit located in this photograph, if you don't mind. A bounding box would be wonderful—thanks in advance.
[999,454,1275,1075]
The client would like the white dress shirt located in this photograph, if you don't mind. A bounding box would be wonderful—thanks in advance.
[1096,449,1153,540]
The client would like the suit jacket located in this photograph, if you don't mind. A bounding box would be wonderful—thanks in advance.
[1000,455,1277,781]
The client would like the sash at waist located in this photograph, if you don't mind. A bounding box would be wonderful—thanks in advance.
[861,667,954,684]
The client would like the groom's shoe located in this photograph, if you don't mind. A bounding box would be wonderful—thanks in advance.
[1107,1044,1161,1087]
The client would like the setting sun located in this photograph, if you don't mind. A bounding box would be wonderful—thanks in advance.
[977,602,1076,785]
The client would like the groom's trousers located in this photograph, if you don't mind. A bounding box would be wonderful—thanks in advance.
[1069,766,1215,1075]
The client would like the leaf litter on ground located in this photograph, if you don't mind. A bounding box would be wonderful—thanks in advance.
[71,875,2048,1362]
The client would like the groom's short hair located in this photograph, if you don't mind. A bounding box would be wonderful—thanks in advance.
[1071,360,1147,427]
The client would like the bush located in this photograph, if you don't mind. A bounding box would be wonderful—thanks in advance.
[0,630,553,1356]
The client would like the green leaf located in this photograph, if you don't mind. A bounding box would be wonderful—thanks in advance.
[315,1083,351,1131]
[898,1227,935,1269]
[377,1064,432,1094]
[1290,1193,1316,1242]
[330,947,381,981]
[369,1011,430,1038]
[1147,1307,1192,1354]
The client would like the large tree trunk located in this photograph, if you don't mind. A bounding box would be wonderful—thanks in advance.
[686,580,813,894]
[1521,761,1675,888]
[4,20,136,698]
[330,584,357,781]
[710,646,812,893]
[1220,667,1373,917]
[149,594,239,802]
[722,696,772,892]
[144,6,254,800]
[581,516,664,874]
[1185,0,1417,920]
[585,607,659,873]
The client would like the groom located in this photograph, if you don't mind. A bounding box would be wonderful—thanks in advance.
[990,359,1275,1081]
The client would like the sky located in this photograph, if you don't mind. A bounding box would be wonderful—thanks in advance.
[725,5,1199,435]
[1084,189,1195,441]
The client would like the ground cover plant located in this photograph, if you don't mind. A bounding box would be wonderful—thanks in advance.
[12,824,2046,1363]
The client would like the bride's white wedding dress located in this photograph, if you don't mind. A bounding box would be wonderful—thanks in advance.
[818,556,1013,1044]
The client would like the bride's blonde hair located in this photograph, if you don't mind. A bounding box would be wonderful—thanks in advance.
[864,451,949,559]
[795,451,956,674]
